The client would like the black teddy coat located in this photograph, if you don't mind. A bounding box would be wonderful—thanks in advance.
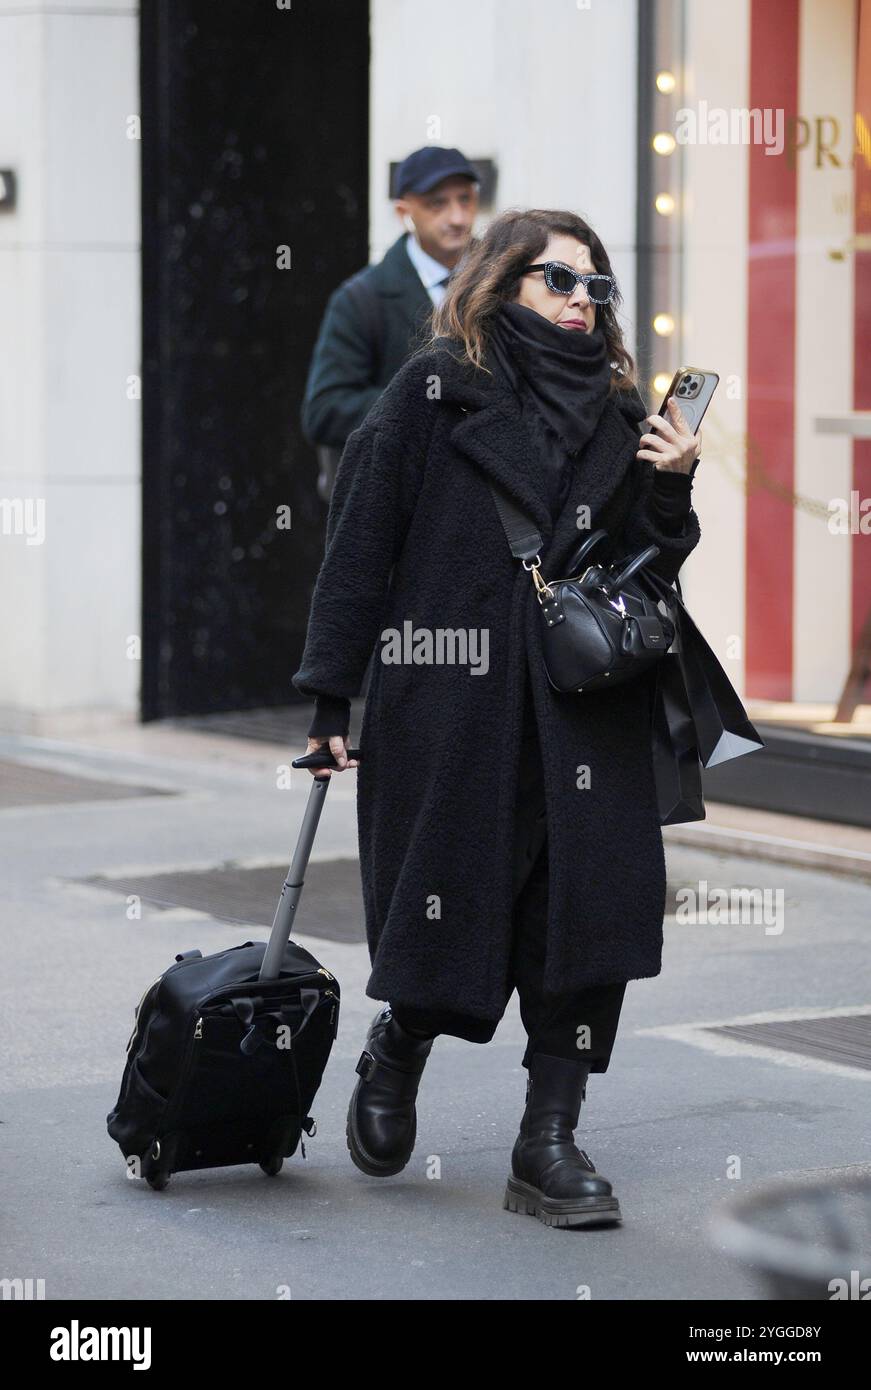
[293,337,702,1025]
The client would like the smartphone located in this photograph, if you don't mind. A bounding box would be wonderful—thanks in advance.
[657,367,719,435]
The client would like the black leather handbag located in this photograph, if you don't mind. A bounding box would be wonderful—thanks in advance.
[536,528,675,692]
[487,478,764,825]
[488,481,675,693]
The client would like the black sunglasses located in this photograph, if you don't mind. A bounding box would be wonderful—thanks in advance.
[522,262,616,304]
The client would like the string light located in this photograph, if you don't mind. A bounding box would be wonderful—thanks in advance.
[652,66,677,426]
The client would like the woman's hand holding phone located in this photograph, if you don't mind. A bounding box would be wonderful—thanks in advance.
[636,396,702,474]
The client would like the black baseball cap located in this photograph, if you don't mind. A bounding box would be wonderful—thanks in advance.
[393,146,479,198]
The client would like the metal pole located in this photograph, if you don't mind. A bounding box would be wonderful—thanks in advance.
[259,775,330,980]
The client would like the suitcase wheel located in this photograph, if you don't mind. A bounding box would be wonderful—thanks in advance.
[259,1155,284,1176]
[145,1139,171,1190]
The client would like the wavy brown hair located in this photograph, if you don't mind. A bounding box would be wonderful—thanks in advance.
[430,208,637,395]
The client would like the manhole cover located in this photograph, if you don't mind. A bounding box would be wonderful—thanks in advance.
[0,758,174,810]
[706,1013,871,1072]
[82,857,365,943]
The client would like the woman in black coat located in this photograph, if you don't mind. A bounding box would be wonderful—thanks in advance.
[293,209,702,1228]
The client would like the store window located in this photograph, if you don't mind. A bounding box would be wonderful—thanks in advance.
[640,0,870,749]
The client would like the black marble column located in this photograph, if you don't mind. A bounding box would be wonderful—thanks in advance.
[141,0,370,718]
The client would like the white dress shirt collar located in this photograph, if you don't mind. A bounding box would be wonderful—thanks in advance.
[405,233,452,306]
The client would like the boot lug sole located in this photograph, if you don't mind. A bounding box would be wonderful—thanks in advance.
[503,1175,622,1228]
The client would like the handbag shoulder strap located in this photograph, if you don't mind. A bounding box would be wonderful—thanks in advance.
[488,475,686,603]
[486,479,543,563]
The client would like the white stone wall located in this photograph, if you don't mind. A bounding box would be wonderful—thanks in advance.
[0,1,140,731]
[369,0,640,357]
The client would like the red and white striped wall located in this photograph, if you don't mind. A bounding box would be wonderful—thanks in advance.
[682,0,870,706]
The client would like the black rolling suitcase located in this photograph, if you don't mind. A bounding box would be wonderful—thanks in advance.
[107,746,358,1190]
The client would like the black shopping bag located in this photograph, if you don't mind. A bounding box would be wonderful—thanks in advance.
[651,653,706,825]
[674,602,765,768]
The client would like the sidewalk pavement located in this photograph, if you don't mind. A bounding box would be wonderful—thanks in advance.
[663,804,871,883]
[1,715,869,1301]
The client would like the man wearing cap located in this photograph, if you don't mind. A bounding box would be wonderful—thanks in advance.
[301,146,479,501]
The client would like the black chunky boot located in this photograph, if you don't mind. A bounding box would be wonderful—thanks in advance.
[346,1004,434,1177]
[504,1053,621,1228]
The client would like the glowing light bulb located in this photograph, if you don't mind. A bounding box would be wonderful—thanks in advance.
[652,131,676,156]
[652,313,675,337]
[656,71,676,94]
[655,192,675,216]
[652,373,672,396]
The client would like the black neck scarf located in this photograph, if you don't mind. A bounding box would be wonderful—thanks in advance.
[485,299,613,455]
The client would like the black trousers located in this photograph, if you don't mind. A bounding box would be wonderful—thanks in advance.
[391,706,627,1071]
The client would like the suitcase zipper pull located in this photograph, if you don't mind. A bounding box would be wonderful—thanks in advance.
[194,1016,203,1039]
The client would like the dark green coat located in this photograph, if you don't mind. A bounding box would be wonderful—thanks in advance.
[301,233,434,448]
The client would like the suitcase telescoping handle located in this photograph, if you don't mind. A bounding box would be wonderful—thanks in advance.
[257,745,362,982]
